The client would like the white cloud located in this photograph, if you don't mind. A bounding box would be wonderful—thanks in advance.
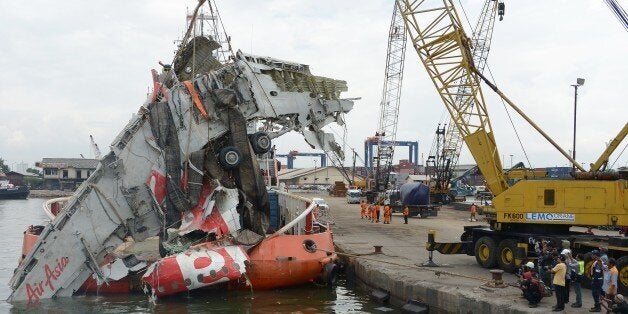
[0,0,626,171]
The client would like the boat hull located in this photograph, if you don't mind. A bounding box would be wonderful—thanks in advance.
[245,230,337,290]
[0,186,30,199]
[71,231,338,296]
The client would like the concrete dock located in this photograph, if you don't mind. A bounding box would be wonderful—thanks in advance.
[316,193,603,313]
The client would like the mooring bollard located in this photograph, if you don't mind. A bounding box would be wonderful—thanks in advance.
[371,287,390,304]
[402,299,429,314]
[487,269,506,287]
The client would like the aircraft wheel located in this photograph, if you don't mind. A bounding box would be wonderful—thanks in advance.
[249,132,272,155]
[218,146,242,170]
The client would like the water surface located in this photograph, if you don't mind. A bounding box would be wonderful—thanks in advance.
[0,198,394,313]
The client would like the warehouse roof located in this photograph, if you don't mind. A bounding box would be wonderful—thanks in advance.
[38,158,99,169]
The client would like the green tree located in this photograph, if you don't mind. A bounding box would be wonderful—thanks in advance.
[26,168,42,176]
[0,158,9,173]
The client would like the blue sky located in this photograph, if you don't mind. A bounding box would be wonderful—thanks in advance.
[1,0,626,170]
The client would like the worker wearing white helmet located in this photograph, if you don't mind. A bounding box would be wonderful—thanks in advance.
[560,248,573,305]
[520,261,536,281]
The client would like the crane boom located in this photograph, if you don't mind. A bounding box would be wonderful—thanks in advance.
[398,0,623,225]
[399,0,627,282]
[427,0,503,201]
[590,122,628,172]
[396,0,508,196]
[605,0,628,32]
[373,2,408,192]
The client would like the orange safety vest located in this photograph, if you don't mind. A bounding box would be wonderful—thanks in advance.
[375,205,381,213]
[384,206,391,216]
[470,204,477,214]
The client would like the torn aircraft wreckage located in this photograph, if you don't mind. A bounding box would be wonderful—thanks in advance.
[8,42,353,302]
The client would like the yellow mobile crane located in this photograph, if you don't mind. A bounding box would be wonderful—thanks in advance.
[396,0,628,291]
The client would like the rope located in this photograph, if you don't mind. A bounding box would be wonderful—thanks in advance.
[456,0,476,33]
[152,0,206,89]
[90,184,128,230]
[605,0,628,31]
[457,0,532,169]
[316,248,493,283]
[609,142,628,169]
[192,21,197,78]
[172,0,207,67]
[485,66,533,169]
[209,0,236,61]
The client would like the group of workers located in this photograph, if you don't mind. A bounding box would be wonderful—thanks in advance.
[517,246,623,312]
[359,200,410,224]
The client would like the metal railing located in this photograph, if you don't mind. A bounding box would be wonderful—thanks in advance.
[272,190,314,236]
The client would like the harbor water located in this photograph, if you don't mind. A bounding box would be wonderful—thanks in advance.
[0,198,390,313]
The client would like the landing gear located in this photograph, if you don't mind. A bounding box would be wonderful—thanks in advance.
[249,132,272,155]
[218,146,242,170]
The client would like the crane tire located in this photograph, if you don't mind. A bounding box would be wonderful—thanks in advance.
[460,231,472,242]
[497,239,517,273]
[474,236,498,268]
[617,255,628,294]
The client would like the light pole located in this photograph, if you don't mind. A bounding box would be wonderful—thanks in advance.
[571,78,585,172]
[509,154,513,168]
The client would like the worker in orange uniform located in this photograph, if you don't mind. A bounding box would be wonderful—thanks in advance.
[469,203,477,222]
[369,203,375,222]
[403,206,409,224]
[374,203,381,223]
[383,205,391,224]
[360,200,367,219]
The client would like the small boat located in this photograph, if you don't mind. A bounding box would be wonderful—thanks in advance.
[0,180,29,199]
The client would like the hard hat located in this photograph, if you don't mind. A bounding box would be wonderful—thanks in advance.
[561,249,571,255]
[525,261,535,268]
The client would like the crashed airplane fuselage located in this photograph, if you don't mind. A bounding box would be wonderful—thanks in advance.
[8,50,353,303]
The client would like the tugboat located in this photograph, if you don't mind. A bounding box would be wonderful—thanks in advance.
[0,179,29,199]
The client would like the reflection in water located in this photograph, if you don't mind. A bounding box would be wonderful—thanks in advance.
[1,199,395,313]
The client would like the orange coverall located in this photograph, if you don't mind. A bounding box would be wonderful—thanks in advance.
[374,205,381,223]
[383,205,391,224]
[403,206,409,224]
[470,204,478,222]
[360,202,367,219]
